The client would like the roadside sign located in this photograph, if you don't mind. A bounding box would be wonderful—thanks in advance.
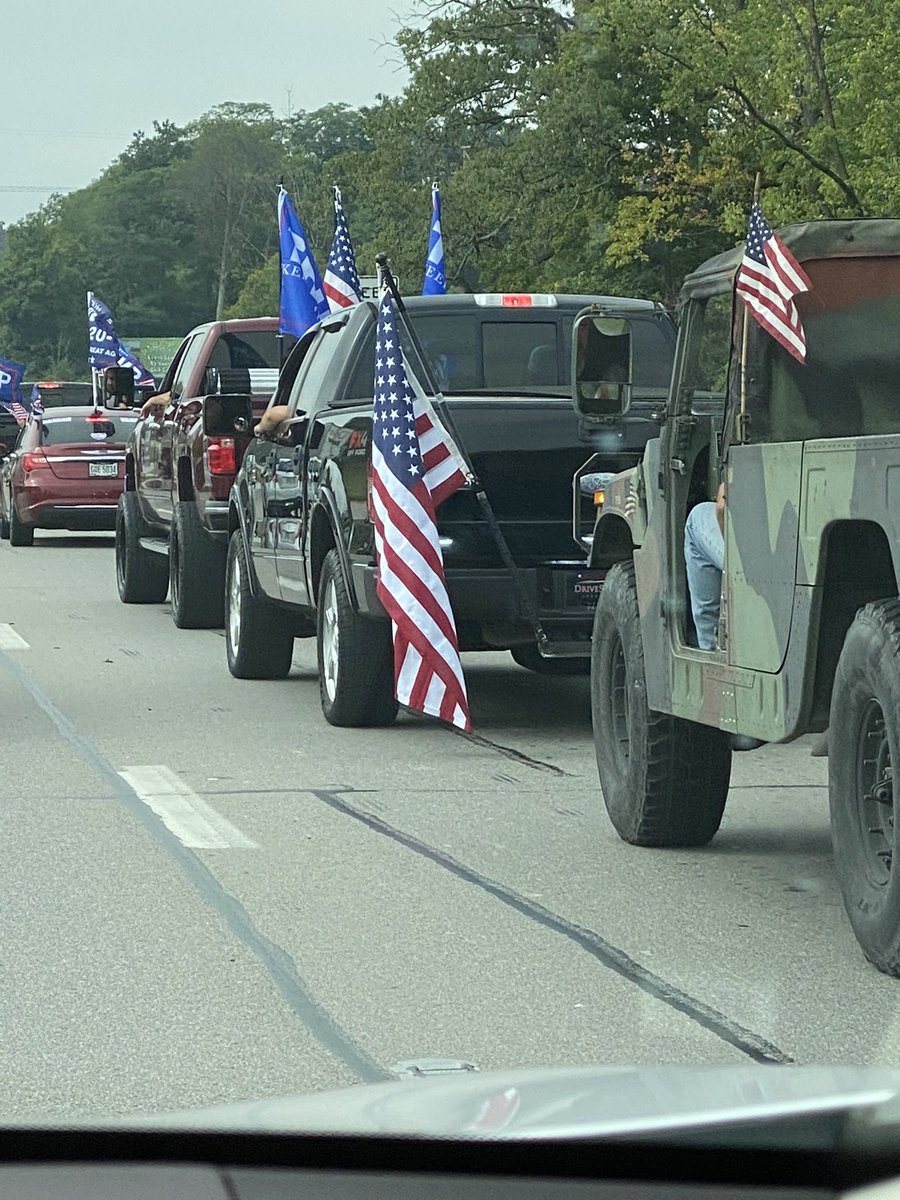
[358,274,401,301]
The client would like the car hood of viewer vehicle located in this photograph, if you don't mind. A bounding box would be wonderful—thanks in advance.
[31,1064,900,1145]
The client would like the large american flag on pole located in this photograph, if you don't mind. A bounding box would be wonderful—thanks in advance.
[323,187,363,312]
[370,294,472,731]
[735,203,811,362]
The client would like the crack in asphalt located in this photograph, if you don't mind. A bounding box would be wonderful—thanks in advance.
[311,788,795,1066]
[451,729,574,776]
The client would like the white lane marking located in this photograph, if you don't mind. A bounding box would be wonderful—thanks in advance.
[0,624,30,650]
[119,765,258,849]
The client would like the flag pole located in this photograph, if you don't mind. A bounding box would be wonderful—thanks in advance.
[737,171,762,446]
[276,178,286,370]
[87,291,100,409]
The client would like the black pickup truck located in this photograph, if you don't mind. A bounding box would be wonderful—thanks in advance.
[223,293,675,725]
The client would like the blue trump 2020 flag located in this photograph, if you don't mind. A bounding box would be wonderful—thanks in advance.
[278,187,329,337]
[0,356,26,409]
[422,183,446,295]
[87,292,156,386]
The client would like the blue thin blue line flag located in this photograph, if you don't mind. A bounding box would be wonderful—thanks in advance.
[0,355,26,413]
[87,292,156,386]
[278,187,330,336]
[422,183,446,295]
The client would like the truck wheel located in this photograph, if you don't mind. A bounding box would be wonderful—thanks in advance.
[0,512,10,540]
[9,505,35,547]
[170,502,226,629]
[511,645,590,676]
[591,561,731,847]
[317,548,398,728]
[829,599,900,975]
[116,492,168,603]
[225,530,294,679]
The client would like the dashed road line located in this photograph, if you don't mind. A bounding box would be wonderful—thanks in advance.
[0,624,29,650]
[119,765,259,849]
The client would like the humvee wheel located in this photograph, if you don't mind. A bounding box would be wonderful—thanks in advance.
[829,599,900,975]
[591,562,732,847]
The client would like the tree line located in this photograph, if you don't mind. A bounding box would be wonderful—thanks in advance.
[1,0,896,377]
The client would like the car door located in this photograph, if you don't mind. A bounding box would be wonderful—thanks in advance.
[273,320,351,606]
[137,334,196,524]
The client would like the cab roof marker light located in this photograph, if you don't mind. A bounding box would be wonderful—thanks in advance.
[472,294,558,307]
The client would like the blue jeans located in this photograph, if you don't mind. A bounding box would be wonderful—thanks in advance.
[684,502,724,650]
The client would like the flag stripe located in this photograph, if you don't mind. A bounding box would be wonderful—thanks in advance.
[735,203,809,364]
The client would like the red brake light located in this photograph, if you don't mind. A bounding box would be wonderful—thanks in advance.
[501,294,534,307]
[36,381,62,389]
[22,451,49,472]
[207,436,236,475]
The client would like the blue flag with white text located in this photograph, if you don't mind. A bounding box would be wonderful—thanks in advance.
[87,292,156,386]
[0,356,26,411]
[278,187,329,337]
[422,184,446,295]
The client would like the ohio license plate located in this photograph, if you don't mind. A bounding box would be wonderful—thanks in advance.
[89,462,118,478]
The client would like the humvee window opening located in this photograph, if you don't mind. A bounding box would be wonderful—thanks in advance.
[745,256,900,443]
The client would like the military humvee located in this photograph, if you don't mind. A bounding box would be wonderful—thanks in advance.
[574,219,900,975]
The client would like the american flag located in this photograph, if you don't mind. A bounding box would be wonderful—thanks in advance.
[735,203,811,363]
[323,188,362,312]
[370,294,472,731]
[9,400,27,421]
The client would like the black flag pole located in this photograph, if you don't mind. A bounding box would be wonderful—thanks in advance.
[374,253,550,654]
[276,176,286,370]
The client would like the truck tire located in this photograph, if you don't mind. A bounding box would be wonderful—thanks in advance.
[169,501,226,629]
[115,491,168,604]
[511,645,590,675]
[317,548,398,727]
[829,599,900,975]
[591,561,731,847]
[225,530,294,679]
[9,505,35,547]
[0,511,10,540]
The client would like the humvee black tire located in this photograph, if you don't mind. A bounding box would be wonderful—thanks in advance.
[116,491,168,603]
[9,505,34,547]
[317,548,398,728]
[225,530,294,679]
[170,501,226,629]
[591,561,732,847]
[829,599,900,976]
[511,646,590,675]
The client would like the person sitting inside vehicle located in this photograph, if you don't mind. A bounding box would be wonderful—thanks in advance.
[684,481,726,651]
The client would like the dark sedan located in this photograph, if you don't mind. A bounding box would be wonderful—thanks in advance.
[0,407,140,545]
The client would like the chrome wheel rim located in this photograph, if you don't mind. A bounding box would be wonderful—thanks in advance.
[322,576,340,702]
[227,551,242,654]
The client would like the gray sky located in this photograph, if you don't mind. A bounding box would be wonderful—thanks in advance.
[0,0,416,228]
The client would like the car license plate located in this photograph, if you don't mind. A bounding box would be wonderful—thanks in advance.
[567,569,606,608]
[89,462,118,478]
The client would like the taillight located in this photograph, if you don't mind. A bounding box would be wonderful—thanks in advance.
[207,436,236,475]
[22,451,49,472]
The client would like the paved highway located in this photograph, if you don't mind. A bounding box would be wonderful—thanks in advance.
[1,532,897,1122]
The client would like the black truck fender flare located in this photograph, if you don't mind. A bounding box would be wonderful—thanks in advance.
[308,489,359,611]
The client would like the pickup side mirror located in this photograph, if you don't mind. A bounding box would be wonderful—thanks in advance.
[202,393,254,438]
[102,366,136,409]
[572,311,633,421]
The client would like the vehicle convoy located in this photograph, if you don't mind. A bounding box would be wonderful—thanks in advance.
[114,317,280,627]
[0,406,138,544]
[580,218,900,974]
[222,292,675,725]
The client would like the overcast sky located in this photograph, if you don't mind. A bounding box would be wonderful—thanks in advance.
[0,0,417,227]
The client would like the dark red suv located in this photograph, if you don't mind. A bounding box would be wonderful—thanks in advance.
[0,407,140,545]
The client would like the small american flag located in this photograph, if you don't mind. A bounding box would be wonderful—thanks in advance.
[323,187,363,312]
[370,294,472,731]
[735,203,811,363]
[10,401,27,421]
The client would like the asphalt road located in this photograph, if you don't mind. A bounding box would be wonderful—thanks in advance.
[1,531,898,1123]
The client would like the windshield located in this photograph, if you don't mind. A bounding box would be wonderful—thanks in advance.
[3,0,900,1159]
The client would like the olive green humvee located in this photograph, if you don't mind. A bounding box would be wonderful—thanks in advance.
[575,219,900,975]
